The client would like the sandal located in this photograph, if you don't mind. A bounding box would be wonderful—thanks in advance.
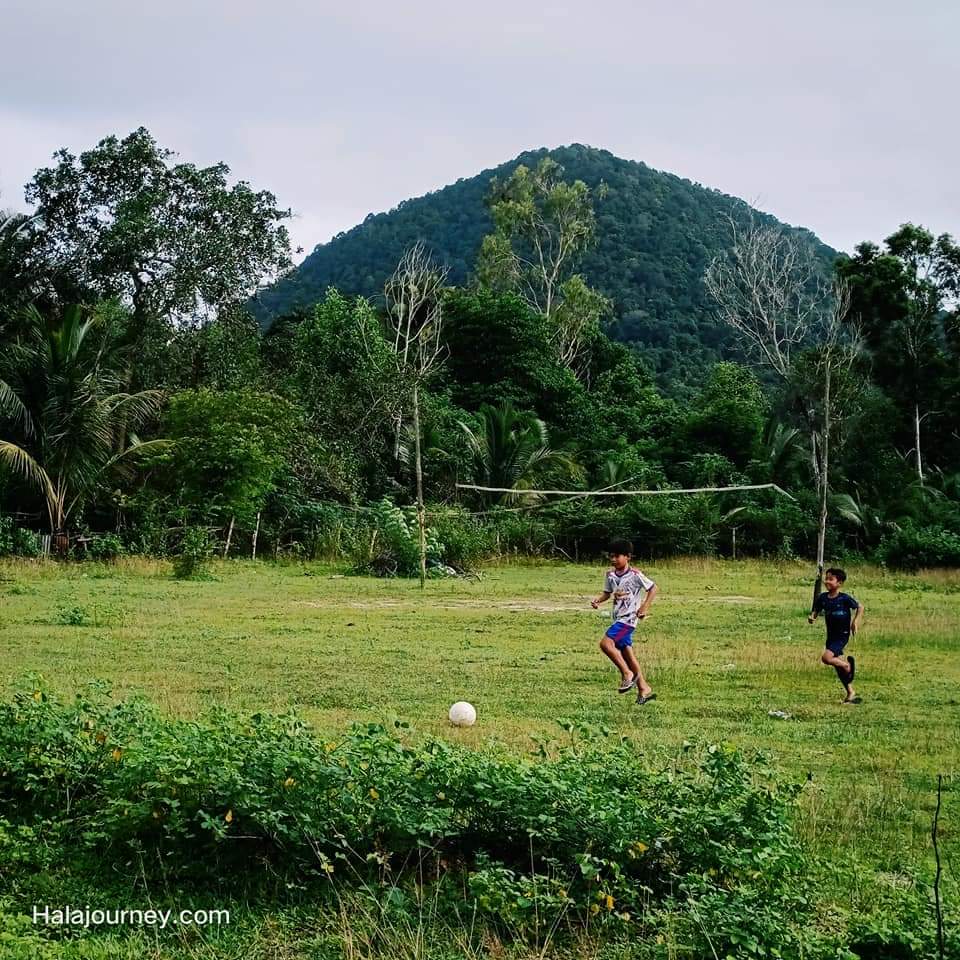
[618,674,637,694]
[635,692,657,705]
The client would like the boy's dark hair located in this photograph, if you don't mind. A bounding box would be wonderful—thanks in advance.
[825,567,847,583]
[608,539,633,557]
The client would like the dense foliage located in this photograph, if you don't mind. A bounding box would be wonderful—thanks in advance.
[1,130,959,571]
[1,683,952,958]
[251,144,836,385]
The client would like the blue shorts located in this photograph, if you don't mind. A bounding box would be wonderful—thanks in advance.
[826,634,850,656]
[605,622,635,650]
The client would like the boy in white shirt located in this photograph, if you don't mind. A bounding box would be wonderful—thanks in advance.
[591,539,658,705]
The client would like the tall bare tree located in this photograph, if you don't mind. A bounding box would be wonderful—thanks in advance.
[705,223,859,601]
[383,243,448,587]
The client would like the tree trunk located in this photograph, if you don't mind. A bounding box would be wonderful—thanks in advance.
[412,384,427,589]
[914,402,923,485]
[223,516,235,559]
[252,512,261,560]
[394,411,404,461]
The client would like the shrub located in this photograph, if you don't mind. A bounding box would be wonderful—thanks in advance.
[487,512,555,557]
[430,509,491,571]
[877,523,960,570]
[299,501,368,560]
[86,532,125,561]
[172,526,213,579]
[0,684,946,956]
[353,499,444,577]
[0,518,42,558]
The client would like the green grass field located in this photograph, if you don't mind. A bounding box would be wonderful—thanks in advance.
[2,555,957,874]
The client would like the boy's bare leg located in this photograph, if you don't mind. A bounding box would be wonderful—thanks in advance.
[820,650,856,699]
[599,636,633,682]
[622,646,653,698]
[821,649,851,674]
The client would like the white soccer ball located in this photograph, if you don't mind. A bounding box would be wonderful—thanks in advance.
[448,701,477,727]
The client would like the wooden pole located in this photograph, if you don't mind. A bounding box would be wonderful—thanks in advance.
[223,516,234,559]
[412,384,427,589]
[252,512,261,560]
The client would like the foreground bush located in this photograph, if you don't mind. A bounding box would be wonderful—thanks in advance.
[877,523,960,570]
[0,682,952,958]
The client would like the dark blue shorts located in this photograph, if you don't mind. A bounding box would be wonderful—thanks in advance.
[605,622,635,650]
[826,634,850,656]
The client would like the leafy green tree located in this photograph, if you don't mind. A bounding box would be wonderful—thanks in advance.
[158,389,301,536]
[458,401,581,504]
[477,157,610,373]
[0,303,165,535]
[165,308,264,391]
[283,290,399,499]
[837,224,960,482]
[26,128,293,372]
[0,209,43,323]
[441,288,583,418]
[684,363,766,469]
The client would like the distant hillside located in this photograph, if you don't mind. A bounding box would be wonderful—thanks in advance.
[253,144,834,383]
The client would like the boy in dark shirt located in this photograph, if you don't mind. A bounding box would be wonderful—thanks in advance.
[808,567,864,704]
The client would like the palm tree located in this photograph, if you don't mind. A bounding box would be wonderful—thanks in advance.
[751,419,805,486]
[458,400,581,504]
[0,303,167,539]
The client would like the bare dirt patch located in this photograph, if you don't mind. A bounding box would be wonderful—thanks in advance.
[296,594,757,612]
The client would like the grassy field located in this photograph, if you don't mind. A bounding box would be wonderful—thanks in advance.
[1,554,957,875]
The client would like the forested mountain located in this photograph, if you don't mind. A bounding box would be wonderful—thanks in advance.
[252,144,835,382]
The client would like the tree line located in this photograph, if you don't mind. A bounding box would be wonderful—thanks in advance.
[2,129,959,572]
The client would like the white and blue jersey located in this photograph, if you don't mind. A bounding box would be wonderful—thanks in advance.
[602,566,655,649]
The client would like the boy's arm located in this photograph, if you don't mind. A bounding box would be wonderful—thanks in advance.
[591,590,612,609]
[852,602,864,633]
[638,582,658,618]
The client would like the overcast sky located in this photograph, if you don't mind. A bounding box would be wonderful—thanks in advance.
[2,0,956,259]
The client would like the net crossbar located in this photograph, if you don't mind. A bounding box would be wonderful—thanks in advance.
[455,483,795,500]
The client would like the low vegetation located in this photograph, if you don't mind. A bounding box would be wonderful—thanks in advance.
[0,558,956,957]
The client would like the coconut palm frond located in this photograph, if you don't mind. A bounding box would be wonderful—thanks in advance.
[0,303,168,533]
[101,390,166,426]
[830,492,864,527]
[458,400,580,503]
[0,440,55,505]
[102,438,174,480]
[0,378,35,436]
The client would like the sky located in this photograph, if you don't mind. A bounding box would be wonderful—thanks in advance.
[1,0,957,260]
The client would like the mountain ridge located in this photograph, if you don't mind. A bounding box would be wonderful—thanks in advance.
[253,144,835,382]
